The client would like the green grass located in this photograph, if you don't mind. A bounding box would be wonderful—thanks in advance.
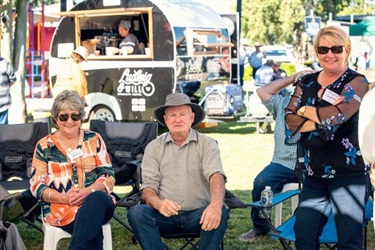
[17,122,375,249]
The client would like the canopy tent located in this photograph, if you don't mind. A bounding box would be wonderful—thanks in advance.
[349,17,375,36]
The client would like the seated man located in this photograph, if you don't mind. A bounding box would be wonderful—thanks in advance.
[239,71,310,243]
[128,93,229,250]
[118,20,139,55]
[255,59,291,96]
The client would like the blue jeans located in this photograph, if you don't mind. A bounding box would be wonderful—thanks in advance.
[251,162,298,235]
[239,64,244,87]
[0,110,9,124]
[60,191,115,250]
[128,204,229,250]
[294,175,369,250]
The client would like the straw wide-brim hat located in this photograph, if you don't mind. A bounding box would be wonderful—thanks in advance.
[240,38,250,46]
[73,46,89,61]
[154,93,205,127]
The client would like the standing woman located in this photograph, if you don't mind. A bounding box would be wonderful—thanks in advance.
[30,90,115,249]
[52,46,89,100]
[285,26,370,249]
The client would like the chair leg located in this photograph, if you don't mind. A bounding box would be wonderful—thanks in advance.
[274,202,283,227]
[112,213,134,233]
[220,239,224,250]
[102,223,112,250]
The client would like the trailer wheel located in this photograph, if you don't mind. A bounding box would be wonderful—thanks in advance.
[90,105,115,122]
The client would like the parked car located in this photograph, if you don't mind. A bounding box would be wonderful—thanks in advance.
[261,45,295,64]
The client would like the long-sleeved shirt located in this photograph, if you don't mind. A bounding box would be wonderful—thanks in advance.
[285,68,369,178]
[30,129,115,226]
[0,57,16,112]
[52,57,88,98]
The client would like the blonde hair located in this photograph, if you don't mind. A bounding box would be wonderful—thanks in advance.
[314,26,351,64]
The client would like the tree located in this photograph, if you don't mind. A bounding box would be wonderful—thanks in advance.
[239,0,373,66]
[8,0,28,123]
[241,0,306,45]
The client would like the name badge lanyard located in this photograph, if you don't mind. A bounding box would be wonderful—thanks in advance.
[68,149,79,189]
[67,134,84,189]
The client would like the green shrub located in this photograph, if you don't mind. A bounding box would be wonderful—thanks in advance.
[243,63,295,81]
[280,63,296,76]
[244,66,252,82]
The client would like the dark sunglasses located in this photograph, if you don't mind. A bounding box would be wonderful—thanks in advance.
[58,113,81,122]
[317,45,345,55]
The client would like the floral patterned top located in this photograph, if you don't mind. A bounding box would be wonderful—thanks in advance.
[285,68,370,178]
[30,129,115,226]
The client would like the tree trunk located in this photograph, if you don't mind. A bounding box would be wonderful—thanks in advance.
[8,0,28,123]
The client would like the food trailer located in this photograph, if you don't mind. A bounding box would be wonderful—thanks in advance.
[49,0,235,122]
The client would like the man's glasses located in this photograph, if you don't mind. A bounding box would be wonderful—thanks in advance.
[317,46,345,55]
[58,113,81,122]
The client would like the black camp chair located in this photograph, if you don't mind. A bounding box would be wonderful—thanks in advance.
[89,120,158,232]
[160,190,245,250]
[90,120,246,248]
[0,122,50,232]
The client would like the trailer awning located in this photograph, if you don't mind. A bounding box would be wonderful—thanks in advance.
[152,0,227,29]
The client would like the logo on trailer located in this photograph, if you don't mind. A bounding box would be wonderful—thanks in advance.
[117,68,156,97]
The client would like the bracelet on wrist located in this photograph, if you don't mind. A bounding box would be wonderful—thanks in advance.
[48,190,53,202]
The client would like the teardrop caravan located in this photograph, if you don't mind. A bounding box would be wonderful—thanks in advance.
[49,0,237,122]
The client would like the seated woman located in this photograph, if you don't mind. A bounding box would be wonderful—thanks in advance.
[29,90,115,249]
[118,20,139,55]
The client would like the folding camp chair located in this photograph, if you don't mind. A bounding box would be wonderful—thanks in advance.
[268,197,373,250]
[0,122,50,232]
[90,120,247,248]
[248,187,373,250]
[89,120,158,232]
[160,190,245,250]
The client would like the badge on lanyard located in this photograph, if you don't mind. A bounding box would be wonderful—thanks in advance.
[67,148,84,161]
[322,89,340,105]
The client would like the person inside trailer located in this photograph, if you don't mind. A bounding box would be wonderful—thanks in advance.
[117,20,139,55]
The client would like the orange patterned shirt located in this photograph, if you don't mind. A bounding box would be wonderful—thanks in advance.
[30,129,115,226]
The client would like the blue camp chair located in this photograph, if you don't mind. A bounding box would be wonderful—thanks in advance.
[248,190,373,250]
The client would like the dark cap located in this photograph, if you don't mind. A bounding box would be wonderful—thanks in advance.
[266,59,280,66]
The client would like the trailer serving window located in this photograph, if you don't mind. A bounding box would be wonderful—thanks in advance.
[176,28,233,56]
[56,7,154,60]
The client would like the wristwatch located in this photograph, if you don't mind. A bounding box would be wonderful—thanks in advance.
[299,106,306,114]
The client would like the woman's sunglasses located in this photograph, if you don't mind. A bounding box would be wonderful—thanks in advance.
[58,113,81,122]
[317,45,345,55]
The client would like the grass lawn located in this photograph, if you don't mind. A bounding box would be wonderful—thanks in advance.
[17,121,374,249]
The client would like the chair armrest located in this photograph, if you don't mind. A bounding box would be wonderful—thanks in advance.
[116,191,141,208]
[247,189,300,208]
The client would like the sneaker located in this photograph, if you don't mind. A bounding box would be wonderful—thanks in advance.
[238,229,259,242]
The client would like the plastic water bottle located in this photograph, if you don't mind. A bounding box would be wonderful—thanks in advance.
[259,186,273,219]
